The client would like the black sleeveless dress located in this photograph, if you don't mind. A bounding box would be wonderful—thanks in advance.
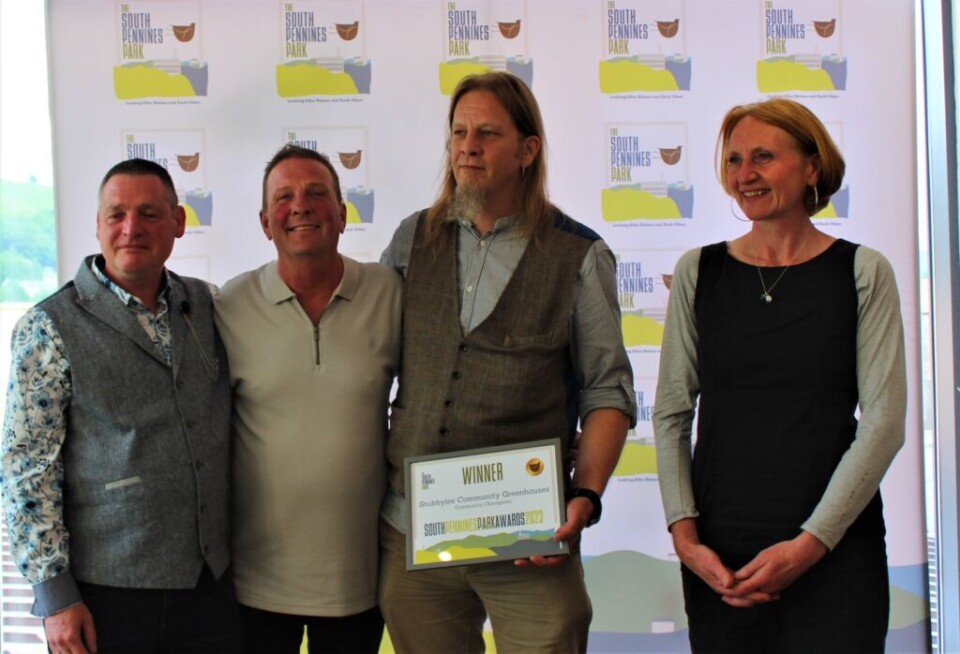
[681,240,889,653]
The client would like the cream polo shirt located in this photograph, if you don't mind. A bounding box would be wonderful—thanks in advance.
[214,257,401,616]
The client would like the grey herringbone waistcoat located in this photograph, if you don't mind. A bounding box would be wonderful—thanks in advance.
[39,256,232,588]
[387,212,596,495]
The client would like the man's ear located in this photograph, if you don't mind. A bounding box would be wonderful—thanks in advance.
[174,206,187,238]
[259,210,273,241]
[520,135,541,169]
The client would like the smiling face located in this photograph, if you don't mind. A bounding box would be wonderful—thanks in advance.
[260,156,346,263]
[96,173,185,298]
[449,89,539,218]
[724,116,820,223]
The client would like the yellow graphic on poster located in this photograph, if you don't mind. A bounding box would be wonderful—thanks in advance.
[810,121,850,221]
[615,250,682,380]
[612,439,657,477]
[602,123,693,223]
[440,0,532,95]
[278,1,370,97]
[622,312,664,348]
[283,127,375,225]
[757,0,846,93]
[613,379,658,477]
[121,130,212,228]
[599,0,690,94]
[115,2,207,100]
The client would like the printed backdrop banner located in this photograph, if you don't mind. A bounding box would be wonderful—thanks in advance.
[48,1,927,650]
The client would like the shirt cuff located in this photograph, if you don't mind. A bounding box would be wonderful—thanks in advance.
[800,520,841,552]
[380,487,409,535]
[32,571,82,618]
[580,375,638,428]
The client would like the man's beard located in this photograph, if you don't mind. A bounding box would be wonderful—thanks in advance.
[447,183,485,223]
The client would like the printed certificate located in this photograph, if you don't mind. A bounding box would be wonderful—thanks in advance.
[405,439,568,570]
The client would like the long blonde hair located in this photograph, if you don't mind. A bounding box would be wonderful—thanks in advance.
[424,72,553,243]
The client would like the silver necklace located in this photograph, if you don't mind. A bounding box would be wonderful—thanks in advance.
[752,233,811,303]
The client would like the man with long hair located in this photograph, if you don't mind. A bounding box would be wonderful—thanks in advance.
[378,72,636,653]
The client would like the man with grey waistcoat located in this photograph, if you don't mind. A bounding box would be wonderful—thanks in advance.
[378,72,637,654]
[1,158,240,653]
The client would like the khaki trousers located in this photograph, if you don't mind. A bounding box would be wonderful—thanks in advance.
[379,521,592,654]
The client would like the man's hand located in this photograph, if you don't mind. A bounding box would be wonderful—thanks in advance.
[44,602,97,654]
[722,531,828,607]
[517,408,628,568]
[514,495,594,568]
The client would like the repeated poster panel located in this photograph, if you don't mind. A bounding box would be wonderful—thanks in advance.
[441,1,532,94]
[48,1,926,651]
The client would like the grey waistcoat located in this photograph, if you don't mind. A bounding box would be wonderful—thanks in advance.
[39,256,232,588]
[387,211,597,495]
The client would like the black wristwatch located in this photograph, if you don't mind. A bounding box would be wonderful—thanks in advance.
[566,488,602,527]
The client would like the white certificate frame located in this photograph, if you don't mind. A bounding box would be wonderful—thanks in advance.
[405,439,569,570]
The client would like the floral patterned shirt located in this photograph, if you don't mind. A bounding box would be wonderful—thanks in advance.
[1,258,172,590]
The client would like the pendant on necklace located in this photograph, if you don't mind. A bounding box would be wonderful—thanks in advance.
[761,293,773,303]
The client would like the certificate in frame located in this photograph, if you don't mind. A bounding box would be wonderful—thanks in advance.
[405,438,568,570]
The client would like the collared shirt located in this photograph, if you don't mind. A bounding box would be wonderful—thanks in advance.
[1,258,172,588]
[380,211,637,533]
[215,256,401,615]
[381,212,636,421]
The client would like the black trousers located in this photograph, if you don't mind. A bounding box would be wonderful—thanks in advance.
[72,566,242,654]
[238,603,384,654]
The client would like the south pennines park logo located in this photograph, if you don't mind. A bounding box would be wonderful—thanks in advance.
[284,127,376,224]
[602,123,693,223]
[614,249,678,358]
[758,0,846,92]
[115,2,207,100]
[278,1,371,97]
[122,130,213,227]
[440,1,532,95]
[599,0,690,94]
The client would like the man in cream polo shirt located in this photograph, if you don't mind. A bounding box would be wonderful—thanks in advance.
[215,145,400,653]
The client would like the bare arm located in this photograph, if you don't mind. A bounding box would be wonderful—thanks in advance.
[523,408,629,567]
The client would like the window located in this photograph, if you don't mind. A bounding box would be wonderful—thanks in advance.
[0,1,57,650]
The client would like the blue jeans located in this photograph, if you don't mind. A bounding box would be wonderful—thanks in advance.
[71,566,242,653]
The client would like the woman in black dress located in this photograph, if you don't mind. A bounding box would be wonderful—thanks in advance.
[654,98,906,653]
